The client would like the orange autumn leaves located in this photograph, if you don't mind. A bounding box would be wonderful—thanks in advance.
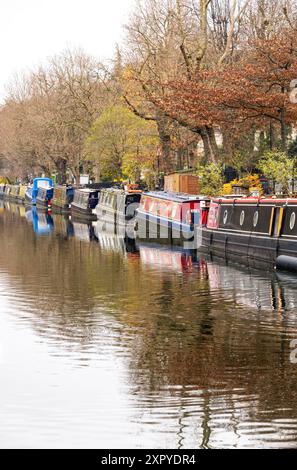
[149,30,297,135]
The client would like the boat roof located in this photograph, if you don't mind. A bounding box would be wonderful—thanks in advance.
[33,177,52,182]
[145,191,209,203]
[76,188,99,194]
[101,187,142,196]
[212,197,297,205]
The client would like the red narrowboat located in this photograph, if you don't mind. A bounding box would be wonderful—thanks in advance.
[135,191,209,247]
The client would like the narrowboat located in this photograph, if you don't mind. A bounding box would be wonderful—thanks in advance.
[202,197,297,268]
[0,184,6,198]
[8,185,21,202]
[17,185,27,204]
[135,191,209,247]
[36,186,54,209]
[3,184,12,199]
[51,186,74,213]
[95,188,142,226]
[25,178,53,205]
[71,188,99,220]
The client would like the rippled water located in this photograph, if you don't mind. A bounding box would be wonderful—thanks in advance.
[1,201,297,448]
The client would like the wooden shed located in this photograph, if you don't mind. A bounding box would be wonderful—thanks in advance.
[164,173,200,195]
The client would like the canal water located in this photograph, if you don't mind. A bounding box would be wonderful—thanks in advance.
[1,202,297,449]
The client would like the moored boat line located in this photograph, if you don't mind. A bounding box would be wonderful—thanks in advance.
[4,177,297,272]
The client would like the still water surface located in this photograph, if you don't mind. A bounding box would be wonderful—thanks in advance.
[1,202,297,448]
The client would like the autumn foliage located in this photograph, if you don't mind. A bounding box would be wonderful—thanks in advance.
[2,1,297,181]
[152,29,297,151]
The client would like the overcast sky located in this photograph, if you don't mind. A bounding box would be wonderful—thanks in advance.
[0,0,135,100]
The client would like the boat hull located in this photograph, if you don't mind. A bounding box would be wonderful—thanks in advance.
[71,205,97,221]
[136,211,196,248]
[25,192,35,205]
[202,198,297,267]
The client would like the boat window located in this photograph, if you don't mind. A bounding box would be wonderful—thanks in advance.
[140,197,146,209]
[37,180,51,189]
[240,210,245,226]
[253,211,259,227]
[172,204,178,219]
[159,202,167,217]
[223,210,228,225]
[185,209,192,224]
[150,200,156,213]
[290,212,296,230]
[167,203,172,219]
[144,197,150,211]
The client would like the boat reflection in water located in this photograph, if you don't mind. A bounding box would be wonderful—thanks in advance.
[205,255,297,313]
[71,216,96,242]
[94,219,139,255]
[51,214,74,239]
[3,200,23,216]
[25,206,54,236]
[139,243,204,274]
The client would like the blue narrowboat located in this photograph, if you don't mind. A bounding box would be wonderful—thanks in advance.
[36,187,54,209]
[25,178,53,205]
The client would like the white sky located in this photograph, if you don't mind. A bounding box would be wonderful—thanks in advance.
[0,0,136,100]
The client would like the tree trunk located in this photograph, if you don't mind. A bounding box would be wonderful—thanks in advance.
[280,108,287,152]
[200,126,218,163]
[269,122,276,150]
[196,0,210,68]
[280,86,287,152]
[55,157,67,185]
[206,126,219,158]
[156,112,174,173]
